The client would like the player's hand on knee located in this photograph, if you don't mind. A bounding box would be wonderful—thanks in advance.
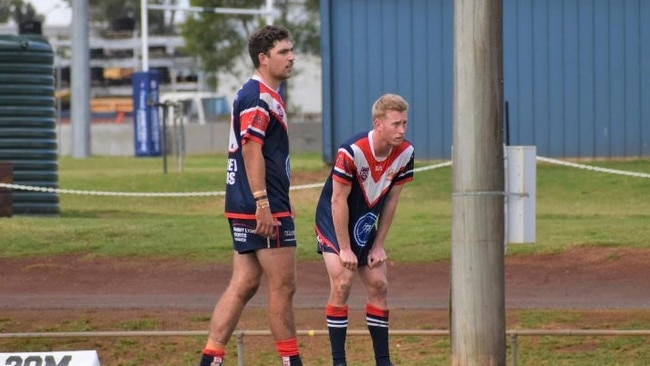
[368,249,387,269]
[339,248,358,271]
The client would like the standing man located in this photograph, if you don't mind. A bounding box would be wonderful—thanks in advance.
[198,25,303,366]
[315,94,414,366]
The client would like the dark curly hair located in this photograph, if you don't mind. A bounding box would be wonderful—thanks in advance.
[248,25,291,68]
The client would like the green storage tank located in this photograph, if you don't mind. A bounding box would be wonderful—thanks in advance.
[0,34,59,216]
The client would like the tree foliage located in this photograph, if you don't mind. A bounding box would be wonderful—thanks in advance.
[0,0,43,25]
[275,0,320,55]
[60,0,178,35]
[180,0,320,89]
[2,0,320,92]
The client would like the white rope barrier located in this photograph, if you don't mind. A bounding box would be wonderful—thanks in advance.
[0,183,224,197]
[0,157,647,198]
[536,156,650,179]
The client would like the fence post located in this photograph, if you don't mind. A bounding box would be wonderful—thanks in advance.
[236,332,245,366]
[510,333,518,366]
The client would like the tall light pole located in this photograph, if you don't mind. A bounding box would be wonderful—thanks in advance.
[450,0,506,365]
[71,0,90,158]
[265,0,273,24]
[140,0,149,71]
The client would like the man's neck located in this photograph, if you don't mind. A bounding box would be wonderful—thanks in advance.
[254,70,280,90]
[371,130,392,158]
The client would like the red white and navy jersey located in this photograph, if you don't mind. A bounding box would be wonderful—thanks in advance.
[225,76,291,220]
[315,130,414,251]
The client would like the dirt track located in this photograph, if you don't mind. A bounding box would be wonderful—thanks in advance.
[2,247,648,311]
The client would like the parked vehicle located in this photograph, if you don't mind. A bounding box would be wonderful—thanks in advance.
[158,92,230,125]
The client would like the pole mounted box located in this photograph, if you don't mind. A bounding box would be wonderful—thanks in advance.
[505,145,536,244]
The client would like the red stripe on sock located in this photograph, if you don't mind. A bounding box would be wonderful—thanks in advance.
[366,303,389,318]
[326,304,349,317]
[202,348,225,358]
[276,337,300,357]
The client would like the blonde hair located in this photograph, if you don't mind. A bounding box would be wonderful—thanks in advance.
[372,93,409,120]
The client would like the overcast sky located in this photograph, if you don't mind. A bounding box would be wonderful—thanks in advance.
[27,0,192,26]
[26,0,70,26]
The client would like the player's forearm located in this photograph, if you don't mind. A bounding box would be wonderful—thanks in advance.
[373,214,395,249]
[374,187,403,247]
[332,200,352,251]
[242,142,266,194]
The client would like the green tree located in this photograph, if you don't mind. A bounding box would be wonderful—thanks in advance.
[180,0,320,89]
[0,0,43,25]
[275,0,320,55]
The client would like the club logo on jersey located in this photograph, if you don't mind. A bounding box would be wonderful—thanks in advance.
[353,212,377,247]
[387,170,397,180]
[359,166,370,181]
[252,115,265,129]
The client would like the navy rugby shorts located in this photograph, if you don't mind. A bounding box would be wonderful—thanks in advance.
[316,228,372,267]
[229,217,296,253]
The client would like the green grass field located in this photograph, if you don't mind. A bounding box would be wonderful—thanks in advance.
[3,154,650,261]
[2,154,650,365]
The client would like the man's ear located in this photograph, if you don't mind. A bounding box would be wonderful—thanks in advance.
[258,52,268,67]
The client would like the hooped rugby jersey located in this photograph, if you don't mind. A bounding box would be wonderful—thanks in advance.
[315,130,414,251]
[225,76,292,219]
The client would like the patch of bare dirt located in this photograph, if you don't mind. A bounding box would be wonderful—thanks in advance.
[1,247,649,365]
[1,246,648,312]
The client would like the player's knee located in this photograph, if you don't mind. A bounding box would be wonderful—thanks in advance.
[231,278,261,302]
[270,274,297,298]
[281,279,297,297]
[367,278,388,299]
[332,277,353,297]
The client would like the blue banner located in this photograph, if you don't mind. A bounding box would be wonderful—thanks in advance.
[132,70,161,156]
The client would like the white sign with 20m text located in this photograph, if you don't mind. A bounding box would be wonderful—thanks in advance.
[0,351,100,366]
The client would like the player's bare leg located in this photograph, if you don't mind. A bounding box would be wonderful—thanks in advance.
[201,251,262,365]
[258,246,299,339]
[258,246,303,365]
[359,262,388,308]
[323,252,355,305]
[323,252,356,366]
[360,263,393,366]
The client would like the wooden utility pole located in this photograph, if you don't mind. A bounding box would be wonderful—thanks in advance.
[450,0,505,365]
